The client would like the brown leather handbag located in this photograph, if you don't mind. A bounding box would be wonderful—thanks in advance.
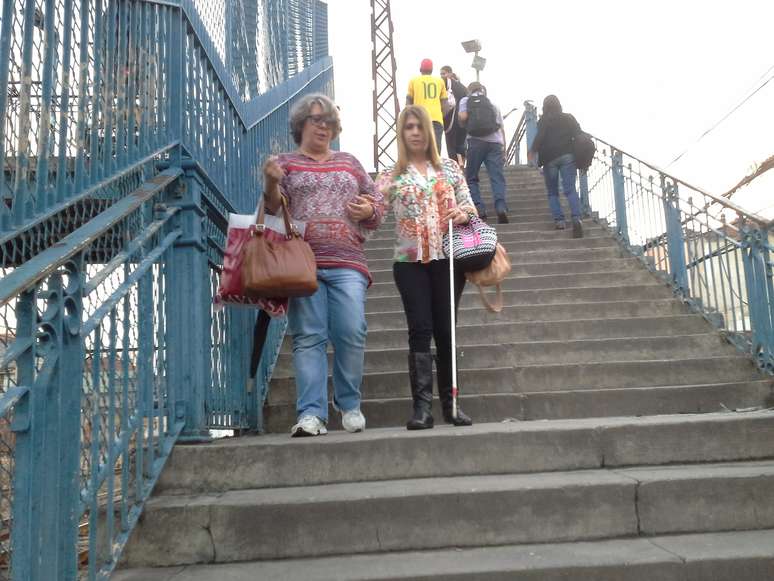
[465,243,511,313]
[242,197,318,298]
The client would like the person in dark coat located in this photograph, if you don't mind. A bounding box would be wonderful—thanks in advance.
[440,66,467,167]
[528,94,584,238]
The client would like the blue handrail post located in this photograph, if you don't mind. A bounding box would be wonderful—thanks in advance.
[165,167,212,442]
[10,290,37,581]
[611,149,629,246]
[579,171,590,217]
[10,265,83,580]
[56,256,86,581]
[169,5,185,164]
[661,176,689,296]
[741,225,774,373]
[524,101,538,167]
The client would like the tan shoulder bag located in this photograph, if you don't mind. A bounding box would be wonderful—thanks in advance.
[465,243,511,313]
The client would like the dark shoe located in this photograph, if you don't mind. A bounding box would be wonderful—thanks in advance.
[572,219,584,238]
[406,352,434,430]
[497,212,509,224]
[443,407,473,426]
[555,220,566,230]
[435,352,473,427]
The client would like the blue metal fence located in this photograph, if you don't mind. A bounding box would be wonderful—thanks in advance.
[0,0,332,578]
[510,105,774,374]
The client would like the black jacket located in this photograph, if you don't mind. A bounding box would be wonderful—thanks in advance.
[532,112,582,167]
[443,79,468,129]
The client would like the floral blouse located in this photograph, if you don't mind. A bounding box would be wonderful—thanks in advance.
[376,158,476,263]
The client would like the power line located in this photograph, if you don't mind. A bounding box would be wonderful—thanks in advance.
[666,63,774,168]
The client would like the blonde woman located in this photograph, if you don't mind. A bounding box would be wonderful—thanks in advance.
[376,105,475,429]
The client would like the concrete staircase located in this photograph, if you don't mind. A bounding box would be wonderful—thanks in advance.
[115,165,774,580]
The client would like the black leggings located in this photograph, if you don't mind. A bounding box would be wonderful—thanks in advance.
[432,121,444,155]
[393,260,466,358]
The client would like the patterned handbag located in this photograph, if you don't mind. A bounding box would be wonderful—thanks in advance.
[442,215,498,272]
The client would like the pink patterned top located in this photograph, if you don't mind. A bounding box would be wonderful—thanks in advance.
[376,158,475,262]
[277,151,384,283]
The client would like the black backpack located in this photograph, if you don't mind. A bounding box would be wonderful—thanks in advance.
[466,94,500,137]
[572,132,596,171]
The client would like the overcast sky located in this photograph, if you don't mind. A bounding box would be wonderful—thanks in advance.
[327,0,773,217]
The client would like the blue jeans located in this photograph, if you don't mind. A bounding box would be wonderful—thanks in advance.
[287,268,368,422]
[465,139,507,216]
[543,153,582,221]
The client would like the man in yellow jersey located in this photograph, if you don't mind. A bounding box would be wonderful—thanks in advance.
[406,58,449,155]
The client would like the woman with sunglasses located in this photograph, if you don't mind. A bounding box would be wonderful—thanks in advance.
[376,105,475,429]
[263,93,384,437]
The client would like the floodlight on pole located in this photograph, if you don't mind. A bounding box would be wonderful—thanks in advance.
[461,39,483,82]
[461,39,481,53]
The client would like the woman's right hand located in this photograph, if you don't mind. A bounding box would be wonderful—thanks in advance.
[263,156,285,186]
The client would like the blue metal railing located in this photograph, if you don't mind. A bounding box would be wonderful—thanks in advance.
[510,105,774,373]
[0,0,332,578]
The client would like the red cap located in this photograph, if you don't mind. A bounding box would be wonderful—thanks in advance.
[420,58,433,73]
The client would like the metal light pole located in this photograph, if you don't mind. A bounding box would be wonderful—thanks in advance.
[461,39,485,82]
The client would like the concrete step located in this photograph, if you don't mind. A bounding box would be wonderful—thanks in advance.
[367,299,689,329]
[369,257,644,283]
[377,205,559,229]
[268,356,760,404]
[478,183,548,190]
[113,529,774,581]
[506,245,623,263]
[262,380,773,432]
[120,460,774,566]
[291,314,710,350]
[369,222,607,243]
[366,284,673,313]
[122,471,636,564]
[365,236,619,260]
[273,334,735,376]
[366,229,608,252]
[378,210,574,228]
[369,218,589,241]
[367,270,659,298]
[157,411,774,493]
[366,246,628,271]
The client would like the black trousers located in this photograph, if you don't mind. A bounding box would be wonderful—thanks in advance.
[432,121,444,155]
[393,259,465,361]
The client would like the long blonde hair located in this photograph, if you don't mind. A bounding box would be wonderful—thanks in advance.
[394,105,442,177]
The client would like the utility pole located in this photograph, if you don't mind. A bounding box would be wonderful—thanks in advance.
[370,0,400,172]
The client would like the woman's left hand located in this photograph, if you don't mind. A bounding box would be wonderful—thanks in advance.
[347,195,376,222]
[443,206,470,226]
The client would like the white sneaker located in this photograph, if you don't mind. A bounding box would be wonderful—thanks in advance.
[341,409,366,433]
[291,415,328,437]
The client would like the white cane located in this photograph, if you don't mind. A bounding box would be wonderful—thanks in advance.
[447,199,458,420]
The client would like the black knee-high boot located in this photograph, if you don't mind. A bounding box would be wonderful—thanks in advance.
[407,352,434,430]
[435,351,473,426]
